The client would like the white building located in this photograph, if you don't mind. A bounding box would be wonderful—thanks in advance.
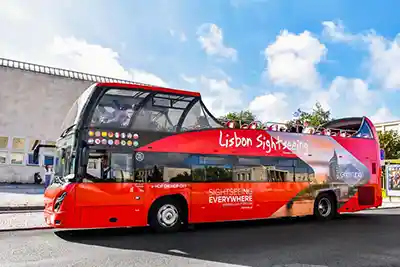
[0,58,136,183]
[375,120,400,134]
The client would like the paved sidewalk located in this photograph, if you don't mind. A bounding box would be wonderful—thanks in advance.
[379,198,400,209]
[0,184,44,210]
[0,210,51,231]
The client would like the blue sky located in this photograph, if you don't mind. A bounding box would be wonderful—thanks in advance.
[2,0,400,123]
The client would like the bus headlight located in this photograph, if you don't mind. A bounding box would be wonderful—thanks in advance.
[54,192,67,212]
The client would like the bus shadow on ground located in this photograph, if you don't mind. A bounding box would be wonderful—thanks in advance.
[54,213,400,267]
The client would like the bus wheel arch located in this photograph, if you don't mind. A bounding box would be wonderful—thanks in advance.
[148,194,188,233]
[313,190,337,220]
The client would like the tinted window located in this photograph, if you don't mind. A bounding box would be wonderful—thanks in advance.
[134,152,192,182]
[134,152,314,183]
[193,155,234,182]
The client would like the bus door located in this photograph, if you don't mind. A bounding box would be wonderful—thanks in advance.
[75,151,147,228]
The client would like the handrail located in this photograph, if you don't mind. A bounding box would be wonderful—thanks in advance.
[220,119,363,137]
[0,57,156,87]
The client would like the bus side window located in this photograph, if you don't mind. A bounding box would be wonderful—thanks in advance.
[293,159,315,182]
[197,155,234,182]
[110,153,133,182]
[133,152,193,183]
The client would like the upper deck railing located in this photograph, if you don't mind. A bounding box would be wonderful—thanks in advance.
[220,119,369,138]
[0,57,156,87]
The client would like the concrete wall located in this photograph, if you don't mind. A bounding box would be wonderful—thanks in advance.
[0,66,92,183]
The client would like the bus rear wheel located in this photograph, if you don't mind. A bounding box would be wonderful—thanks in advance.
[149,199,183,233]
[314,193,337,220]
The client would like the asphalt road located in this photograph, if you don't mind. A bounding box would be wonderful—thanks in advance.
[0,209,400,267]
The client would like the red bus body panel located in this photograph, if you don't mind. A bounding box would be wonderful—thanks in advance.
[44,126,382,229]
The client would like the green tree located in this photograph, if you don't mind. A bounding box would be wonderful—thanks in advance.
[219,110,257,128]
[378,130,400,159]
[287,102,333,128]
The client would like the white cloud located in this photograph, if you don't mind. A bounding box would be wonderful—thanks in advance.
[322,20,357,43]
[248,92,290,123]
[0,1,30,21]
[197,23,237,61]
[264,30,327,90]
[371,107,398,123]
[180,74,243,117]
[46,36,168,87]
[169,29,187,42]
[304,76,379,120]
[181,74,197,84]
[199,76,243,116]
[0,1,167,88]
[330,76,374,105]
[322,20,400,91]
[367,34,400,91]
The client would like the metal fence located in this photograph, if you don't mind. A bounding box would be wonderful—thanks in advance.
[0,57,155,87]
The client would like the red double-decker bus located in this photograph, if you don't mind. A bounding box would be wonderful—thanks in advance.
[34,82,382,232]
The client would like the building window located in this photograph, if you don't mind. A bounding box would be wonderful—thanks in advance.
[0,137,9,149]
[10,153,24,165]
[27,153,39,166]
[0,152,7,164]
[44,155,54,166]
[12,137,26,150]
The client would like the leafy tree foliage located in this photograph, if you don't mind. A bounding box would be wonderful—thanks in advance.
[378,130,400,159]
[219,110,257,128]
[286,102,333,128]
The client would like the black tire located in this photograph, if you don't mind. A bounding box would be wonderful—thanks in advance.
[149,198,184,233]
[313,193,337,221]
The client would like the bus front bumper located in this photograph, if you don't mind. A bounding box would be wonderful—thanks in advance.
[44,210,71,228]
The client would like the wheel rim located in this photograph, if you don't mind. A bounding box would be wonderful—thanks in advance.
[157,204,179,228]
[318,197,332,217]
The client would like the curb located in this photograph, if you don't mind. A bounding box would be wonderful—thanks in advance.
[377,206,400,210]
[0,226,53,232]
[0,206,43,212]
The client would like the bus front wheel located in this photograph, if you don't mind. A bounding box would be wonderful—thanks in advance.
[149,198,184,233]
[313,192,337,220]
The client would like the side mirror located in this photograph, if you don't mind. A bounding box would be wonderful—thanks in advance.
[81,147,89,167]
